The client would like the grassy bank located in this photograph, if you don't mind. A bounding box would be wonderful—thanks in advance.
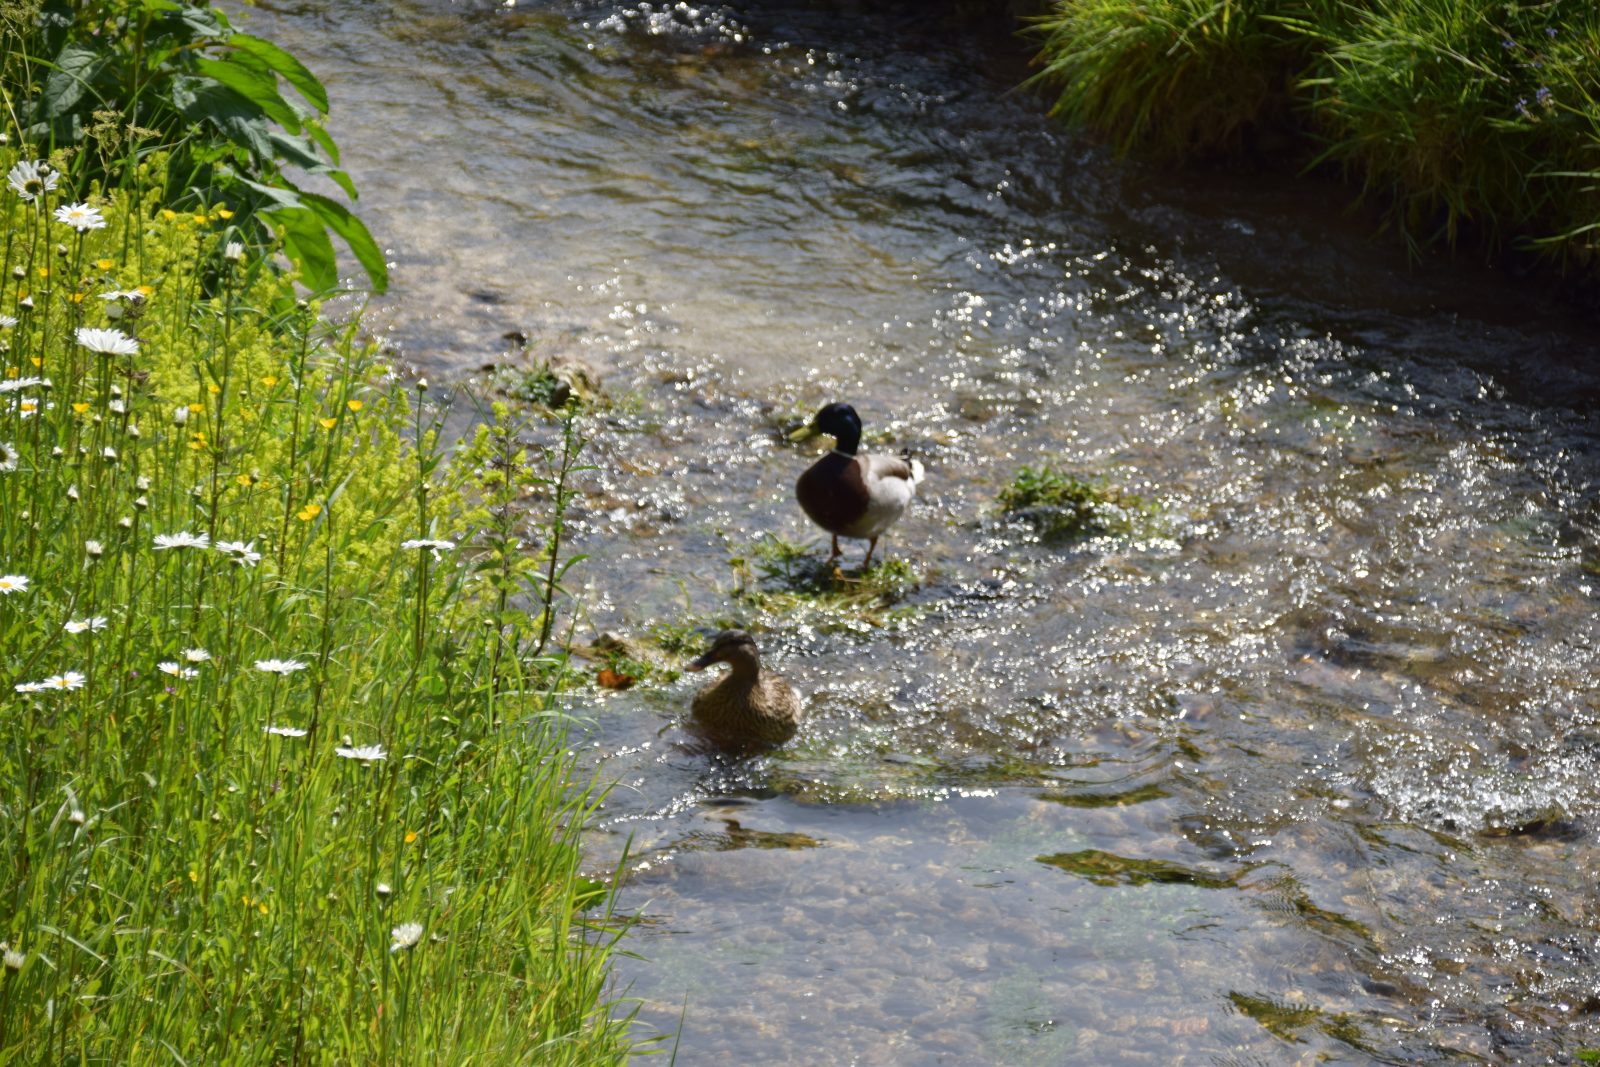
[0,10,631,1066]
[1028,0,1600,268]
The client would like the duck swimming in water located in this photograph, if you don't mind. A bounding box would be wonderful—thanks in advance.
[789,402,923,567]
[686,629,803,749]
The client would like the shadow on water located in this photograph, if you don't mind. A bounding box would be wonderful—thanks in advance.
[247,0,1600,1061]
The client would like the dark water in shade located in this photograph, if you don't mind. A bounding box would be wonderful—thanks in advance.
[249,0,1600,1060]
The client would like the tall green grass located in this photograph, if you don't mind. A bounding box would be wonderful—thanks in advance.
[0,152,631,1063]
[1029,0,1600,266]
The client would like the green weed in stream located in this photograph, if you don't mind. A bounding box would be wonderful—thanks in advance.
[997,464,1146,541]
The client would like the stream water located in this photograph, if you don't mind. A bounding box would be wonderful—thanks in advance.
[250,0,1600,1061]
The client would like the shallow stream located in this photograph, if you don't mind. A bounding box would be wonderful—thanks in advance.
[253,1,1600,1060]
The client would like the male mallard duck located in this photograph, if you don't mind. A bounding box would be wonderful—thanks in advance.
[686,629,802,749]
[789,402,923,566]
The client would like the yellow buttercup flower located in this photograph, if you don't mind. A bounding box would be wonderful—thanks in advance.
[318,417,337,429]
[72,402,90,414]
[137,285,154,296]
[262,375,279,387]
[161,209,177,220]
[188,403,204,414]
[217,208,234,220]
[95,259,114,271]
[29,357,41,368]
[237,473,253,486]
[68,292,84,304]
[296,503,322,522]
[404,830,419,844]
[188,870,198,884]
[193,214,208,225]
[346,399,363,412]
[208,383,221,395]
[36,267,48,279]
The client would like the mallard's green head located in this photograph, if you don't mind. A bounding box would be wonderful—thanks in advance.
[787,402,862,454]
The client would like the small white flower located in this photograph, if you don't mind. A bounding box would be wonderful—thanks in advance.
[264,724,308,738]
[53,202,106,232]
[158,661,198,680]
[183,648,210,663]
[17,296,32,311]
[401,539,457,552]
[101,447,118,462]
[100,289,146,304]
[153,531,209,551]
[217,540,262,567]
[173,405,189,426]
[2,946,23,971]
[389,921,424,952]
[66,485,79,502]
[336,744,387,763]
[255,658,308,675]
[75,327,139,357]
[107,399,125,414]
[85,540,104,557]
[0,441,16,473]
[375,882,393,898]
[0,316,15,329]
[0,575,29,594]
[117,516,132,529]
[135,475,149,490]
[63,617,108,634]
[0,377,45,393]
[223,241,244,262]
[6,160,58,202]
[67,809,85,826]
[24,672,87,692]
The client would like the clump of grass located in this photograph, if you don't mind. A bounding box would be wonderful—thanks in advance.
[1027,0,1303,159]
[1028,0,1600,267]
[724,534,920,632]
[997,465,1145,541]
[0,153,631,1063]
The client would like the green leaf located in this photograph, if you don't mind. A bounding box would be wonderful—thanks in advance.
[194,56,300,132]
[301,191,389,293]
[171,75,275,161]
[39,43,107,121]
[265,131,357,198]
[229,33,329,113]
[268,206,338,292]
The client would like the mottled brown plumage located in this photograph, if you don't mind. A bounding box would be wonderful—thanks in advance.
[686,630,802,750]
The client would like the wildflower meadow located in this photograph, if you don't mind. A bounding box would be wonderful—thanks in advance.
[0,151,631,1062]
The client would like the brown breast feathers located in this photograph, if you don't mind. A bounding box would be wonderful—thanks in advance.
[795,452,869,534]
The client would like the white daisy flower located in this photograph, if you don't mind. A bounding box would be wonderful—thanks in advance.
[0,441,16,473]
[223,241,244,262]
[400,538,457,552]
[375,882,393,898]
[152,531,209,551]
[335,743,387,763]
[63,617,108,634]
[53,202,106,232]
[254,658,308,675]
[2,946,23,971]
[216,540,262,567]
[37,672,87,692]
[183,648,210,663]
[389,922,424,952]
[6,160,58,202]
[0,377,45,393]
[0,574,29,594]
[0,316,16,329]
[85,540,104,557]
[172,405,189,426]
[263,724,308,738]
[157,661,198,680]
[74,327,139,357]
[100,289,146,304]
[13,681,42,694]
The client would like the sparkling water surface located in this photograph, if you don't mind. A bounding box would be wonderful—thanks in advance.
[249,1,1600,1060]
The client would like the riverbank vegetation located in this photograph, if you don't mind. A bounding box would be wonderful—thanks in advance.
[0,3,631,1063]
[1028,0,1600,269]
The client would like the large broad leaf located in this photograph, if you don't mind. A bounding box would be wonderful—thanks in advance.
[195,55,300,132]
[266,131,357,199]
[268,205,338,292]
[38,43,107,121]
[171,74,275,162]
[229,33,329,113]
[301,190,388,293]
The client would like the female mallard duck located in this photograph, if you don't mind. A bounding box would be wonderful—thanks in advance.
[789,402,923,566]
[686,629,803,749]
